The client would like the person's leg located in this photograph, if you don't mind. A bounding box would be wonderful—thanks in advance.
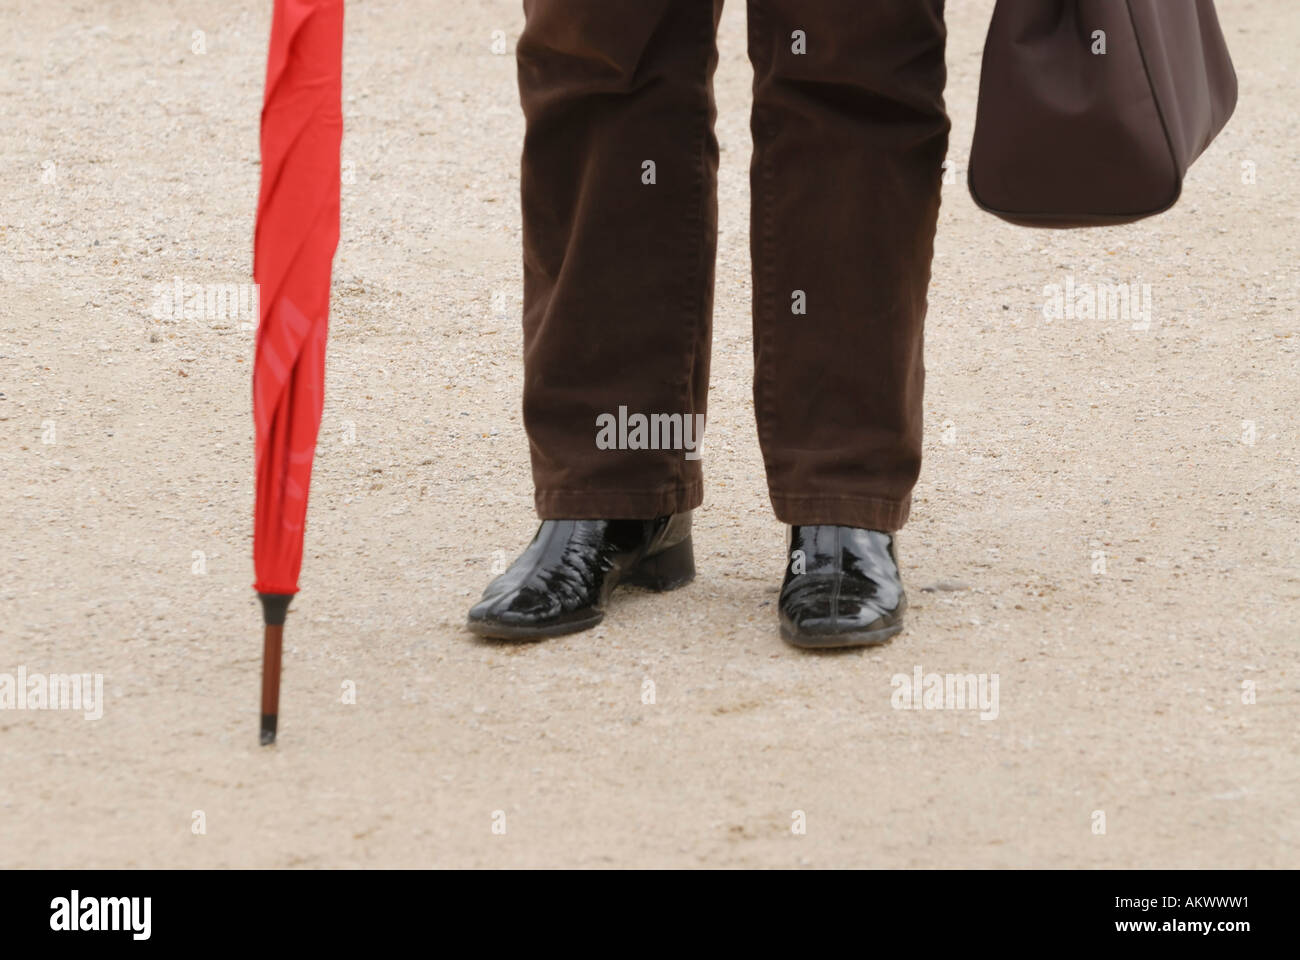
[747,0,949,531]
[518,0,723,520]
[468,1,722,640]
[747,0,949,648]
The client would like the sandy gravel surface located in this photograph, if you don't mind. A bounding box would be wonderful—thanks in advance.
[1,0,1297,868]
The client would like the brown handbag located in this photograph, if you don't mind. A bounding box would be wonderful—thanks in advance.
[968,0,1238,227]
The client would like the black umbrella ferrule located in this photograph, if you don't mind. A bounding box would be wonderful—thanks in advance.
[260,714,278,745]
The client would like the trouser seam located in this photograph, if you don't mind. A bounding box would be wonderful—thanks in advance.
[677,1,715,483]
[750,0,778,472]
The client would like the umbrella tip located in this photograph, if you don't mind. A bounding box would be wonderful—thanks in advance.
[260,713,278,745]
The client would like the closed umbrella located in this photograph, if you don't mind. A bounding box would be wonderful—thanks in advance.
[252,0,344,745]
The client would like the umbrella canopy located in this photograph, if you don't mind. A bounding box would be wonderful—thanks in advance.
[252,0,344,744]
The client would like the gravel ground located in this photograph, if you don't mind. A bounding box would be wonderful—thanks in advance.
[1,0,1297,868]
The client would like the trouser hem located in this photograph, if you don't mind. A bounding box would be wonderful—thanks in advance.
[535,482,704,520]
[768,491,912,532]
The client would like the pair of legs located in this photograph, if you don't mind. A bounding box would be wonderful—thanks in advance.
[518,0,950,528]
[470,1,949,646]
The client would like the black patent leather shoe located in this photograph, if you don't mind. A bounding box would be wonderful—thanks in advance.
[779,525,906,649]
[466,512,694,640]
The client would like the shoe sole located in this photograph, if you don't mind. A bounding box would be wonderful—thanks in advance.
[465,609,607,641]
[779,620,904,650]
[466,537,695,641]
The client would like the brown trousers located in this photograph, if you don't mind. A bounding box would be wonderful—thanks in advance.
[517,0,949,531]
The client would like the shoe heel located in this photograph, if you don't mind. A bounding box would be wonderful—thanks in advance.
[625,537,695,591]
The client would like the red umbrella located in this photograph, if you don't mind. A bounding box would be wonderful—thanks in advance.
[252,0,344,745]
